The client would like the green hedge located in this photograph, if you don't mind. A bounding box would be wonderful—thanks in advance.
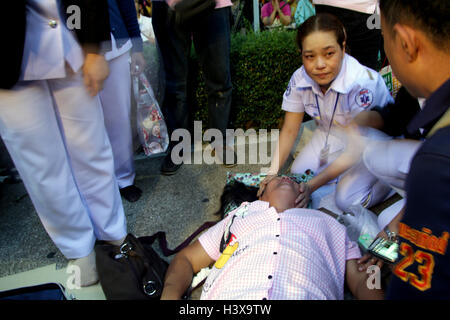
[193,29,303,130]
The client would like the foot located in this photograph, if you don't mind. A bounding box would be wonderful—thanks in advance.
[68,250,98,287]
[120,185,142,202]
[160,152,182,175]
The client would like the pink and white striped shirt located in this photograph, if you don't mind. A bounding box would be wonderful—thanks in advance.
[199,201,361,300]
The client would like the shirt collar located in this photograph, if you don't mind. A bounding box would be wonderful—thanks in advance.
[407,78,450,135]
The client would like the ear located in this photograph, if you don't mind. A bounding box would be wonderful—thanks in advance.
[392,23,420,62]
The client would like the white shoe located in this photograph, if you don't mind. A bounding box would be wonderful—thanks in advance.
[68,250,98,287]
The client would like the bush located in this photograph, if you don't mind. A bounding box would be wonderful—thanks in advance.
[193,29,303,130]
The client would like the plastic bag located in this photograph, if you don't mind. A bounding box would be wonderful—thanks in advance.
[133,73,169,157]
[339,204,380,242]
[294,0,316,28]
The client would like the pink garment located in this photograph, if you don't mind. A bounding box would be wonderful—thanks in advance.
[261,1,291,18]
[199,201,361,300]
[166,0,232,9]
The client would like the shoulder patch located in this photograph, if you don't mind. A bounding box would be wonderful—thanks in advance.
[355,88,374,109]
[285,77,296,97]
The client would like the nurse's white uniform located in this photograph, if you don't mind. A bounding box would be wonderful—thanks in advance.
[282,54,394,210]
[0,0,127,259]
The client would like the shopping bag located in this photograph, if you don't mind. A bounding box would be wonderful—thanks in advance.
[133,73,169,157]
[294,0,316,28]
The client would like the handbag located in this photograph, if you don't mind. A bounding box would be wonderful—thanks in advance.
[95,221,217,300]
[95,234,169,300]
[170,0,216,26]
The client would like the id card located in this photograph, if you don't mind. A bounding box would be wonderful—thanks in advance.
[319,144,330,167]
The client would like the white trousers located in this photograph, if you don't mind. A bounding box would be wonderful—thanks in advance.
[291,126,394,211]
[99,51,135,189]
[0,70,127,259]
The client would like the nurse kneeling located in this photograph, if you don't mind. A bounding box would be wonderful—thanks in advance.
[263,13,394,211]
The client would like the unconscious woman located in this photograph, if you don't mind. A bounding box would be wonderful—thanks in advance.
[260,13,394,212]
[161,178,383,300]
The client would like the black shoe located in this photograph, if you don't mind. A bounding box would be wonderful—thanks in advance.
[161,152,182,175]
[120,185,142,202]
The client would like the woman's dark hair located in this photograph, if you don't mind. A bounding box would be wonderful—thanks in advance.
[296,13,347,53]
[215,182,259,220]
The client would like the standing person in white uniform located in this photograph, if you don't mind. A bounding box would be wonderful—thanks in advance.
[260,13,393,211]
[100,0,146,203]
[0,0,127,286]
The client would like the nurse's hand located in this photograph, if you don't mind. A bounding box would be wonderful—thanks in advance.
[257,174,277,198]
[82,53,109,97]
[295,182,311,208]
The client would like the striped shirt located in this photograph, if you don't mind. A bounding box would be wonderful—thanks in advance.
[199,201,361,300]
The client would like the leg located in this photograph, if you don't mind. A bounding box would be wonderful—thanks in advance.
[335,158,393,211]
[99,51,135,189]
[152,1,191,135]
[152,1,192,173]
[48,71,127,244]
[193,7,233,135]
[0,80,97,259]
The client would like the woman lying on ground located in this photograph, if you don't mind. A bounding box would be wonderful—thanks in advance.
[161,178,383,300]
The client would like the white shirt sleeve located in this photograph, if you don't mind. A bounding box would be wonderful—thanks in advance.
[347,68,394,118]
[281,70,306,113]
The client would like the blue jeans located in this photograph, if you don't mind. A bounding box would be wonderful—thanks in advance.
[152,2,232,140]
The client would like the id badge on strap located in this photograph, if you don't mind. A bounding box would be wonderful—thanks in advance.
[319,143,330,167]
[315,93,340,168]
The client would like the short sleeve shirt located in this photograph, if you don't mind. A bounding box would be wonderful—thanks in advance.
[282,54,394,129]
[199,201,361,300]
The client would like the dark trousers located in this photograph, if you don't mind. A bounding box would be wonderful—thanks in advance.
[315,5,382,71]
[152,2,232,143]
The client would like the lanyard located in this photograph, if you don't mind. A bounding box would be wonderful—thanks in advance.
[315,93,340,146]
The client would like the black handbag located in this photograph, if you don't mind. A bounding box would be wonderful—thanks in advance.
[171,0,216,26]
[95,234,168,300]
[95,221,217,300]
